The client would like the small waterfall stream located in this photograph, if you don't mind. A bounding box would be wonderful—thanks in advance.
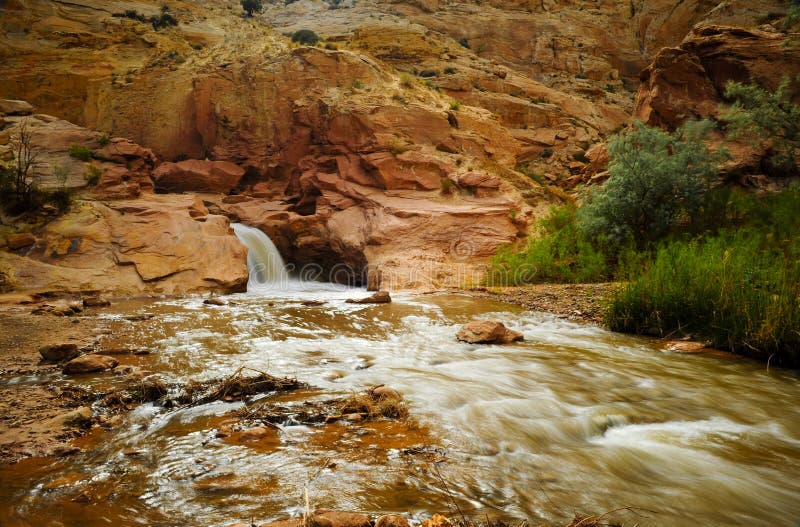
[232,223,291,289]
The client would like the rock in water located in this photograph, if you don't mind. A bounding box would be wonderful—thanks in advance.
[63,354,118,374]
[39,343,80,362]
[457,320,524,344]
[376,515,411,527]
[370,385,402,401]
[82,296,110,307]
[345,291,391,304]
[309,510,371,527]
[237,426,277,442]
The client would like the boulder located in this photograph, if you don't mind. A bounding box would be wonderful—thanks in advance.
[457,320,524,344]
[0,99,34,115]
[375,515,410,527]
[203,297,227,306]
[152,159,245,194]
[370,385,402,400]
[39,343,80,362]
[258,520,302,527]
[82,296,110,307]
[6,233,36,250]
[455,172,501,192]
[309,510,371,527]
[345,291,391,304]
[237,426,277,442]
[54,406,93,427]
[62,354,118,374]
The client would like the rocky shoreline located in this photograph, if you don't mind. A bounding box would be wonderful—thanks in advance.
[463,283,618,326]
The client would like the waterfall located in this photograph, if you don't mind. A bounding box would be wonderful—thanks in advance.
[231,223,290,289]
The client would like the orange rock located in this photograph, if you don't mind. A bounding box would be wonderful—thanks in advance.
[457,320,524,344]
[370,385,402,400]
[62,354,118,374]
[6,233,36,250]
[375,515,410,527]
[237,426,277,442]
[636,26,800,128]
[310,510,371,527]
[420,514,452,527]
[152,159,245,194]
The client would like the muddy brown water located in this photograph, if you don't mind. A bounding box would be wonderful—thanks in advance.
[1,289,800,527]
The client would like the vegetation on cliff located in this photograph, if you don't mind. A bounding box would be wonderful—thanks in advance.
[490,79,800,366]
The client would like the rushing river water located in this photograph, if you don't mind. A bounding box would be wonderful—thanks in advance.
[2,288,800,527]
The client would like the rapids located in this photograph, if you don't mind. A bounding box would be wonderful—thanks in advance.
[1,289,800,527]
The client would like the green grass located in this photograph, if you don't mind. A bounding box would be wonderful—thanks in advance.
[490,186,800,366]
[607,231,800,366]
[489,205,611,286]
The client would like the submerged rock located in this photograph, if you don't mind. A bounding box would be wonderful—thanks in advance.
[63,354,118,374]
[237,426,277,442]
[345,291,391,304]
[310,510,371,527]
[456,320,524,344]
[203,297,227,306]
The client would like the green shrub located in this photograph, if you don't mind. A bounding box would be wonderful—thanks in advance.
[69,145,93,161]
[443,66,457,74]
[241,0,263,16]
[84,164,102,185]
[607,231,800,367]
[783,6,800,30]
[722,76,799,176]
[119,9,148,22]
[291,29,320,45]
[351,79,363,89]
[418,70,438,78]
[440,177,454,195]
[399,72,415,88]
[449,100,461,111]
[98,134,110,146]
[489,205,611,285]
[458,37,470,49]
[578,120,725,248]
[539,148,553,158]
[150,6,178,30]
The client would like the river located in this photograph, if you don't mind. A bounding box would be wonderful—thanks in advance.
[1,287,799,527]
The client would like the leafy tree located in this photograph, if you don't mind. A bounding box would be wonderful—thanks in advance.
[722,76,800,176]
[578,120,724,247]
[241,0,263,16]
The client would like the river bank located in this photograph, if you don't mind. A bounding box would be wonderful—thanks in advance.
[463,283,617,326]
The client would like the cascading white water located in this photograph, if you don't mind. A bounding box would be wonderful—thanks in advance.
[231,223,290,289]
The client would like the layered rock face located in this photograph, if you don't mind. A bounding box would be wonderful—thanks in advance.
[1,193,248,296]
[636,26,800,128]
[0,0,792,294]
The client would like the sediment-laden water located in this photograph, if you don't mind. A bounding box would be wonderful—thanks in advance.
[1,289,800,527]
